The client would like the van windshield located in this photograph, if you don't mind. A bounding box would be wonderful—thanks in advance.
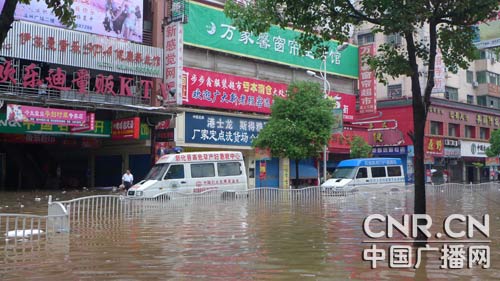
[331,167,356,179]
[144,164,169,181]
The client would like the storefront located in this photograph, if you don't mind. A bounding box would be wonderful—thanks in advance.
[0,21,170,190]
[443,138,462,183]
[461,140,491,183]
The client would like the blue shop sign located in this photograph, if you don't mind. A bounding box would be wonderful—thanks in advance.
[185,112,266,146]
[372,146,407,155]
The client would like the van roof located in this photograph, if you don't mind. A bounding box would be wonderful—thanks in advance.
[157,151,243,164]
[338,158,402,167]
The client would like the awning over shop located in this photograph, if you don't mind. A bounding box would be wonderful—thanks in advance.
[289,163,318,179]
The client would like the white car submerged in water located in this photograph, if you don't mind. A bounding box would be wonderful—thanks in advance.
[127,151,248,198]
[321,158,406,193]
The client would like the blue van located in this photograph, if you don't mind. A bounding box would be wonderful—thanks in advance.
[321,158,405,192]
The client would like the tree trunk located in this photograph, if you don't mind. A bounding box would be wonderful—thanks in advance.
[412,101,427,246]
[0,0,19,50]
[295,159,299,189]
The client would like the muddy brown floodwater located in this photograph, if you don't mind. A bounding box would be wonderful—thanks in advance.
[0,186,499,280]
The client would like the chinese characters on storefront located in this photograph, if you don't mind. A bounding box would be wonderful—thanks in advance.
[184,112,266,146]
[183,67,287,113]
[182,67,357,117]
[358,44,376,114]
[425,136,444,156]
[7,104,86,126]
[431,49,446,94]
[429,106,500,128]
[111,117,141,140]
[163,22,184,105]
[184,2,358,78]
[0,22,161,77]
[0,58,169,101]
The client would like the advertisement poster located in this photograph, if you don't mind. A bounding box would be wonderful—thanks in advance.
[183,67,287,114]
[259,161,267,180]
[111,117,140,139]
[0,0,144,43]
[183,2,358,78]
[6,104,87,126]
[70,113,96,132]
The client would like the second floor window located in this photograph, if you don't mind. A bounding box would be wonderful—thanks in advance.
[465,125,476,138]
[358,33,375,45]
[448,123,460,137]
[430,121,443,135]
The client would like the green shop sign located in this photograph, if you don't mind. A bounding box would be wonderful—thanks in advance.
[184,2,359,78]
[0,115,151,139]
[0,114,111,137]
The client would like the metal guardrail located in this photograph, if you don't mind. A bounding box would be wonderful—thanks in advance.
[0,213,68,243]
[1,183,499,243]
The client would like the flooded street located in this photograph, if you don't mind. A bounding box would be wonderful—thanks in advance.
[1,186,499,280]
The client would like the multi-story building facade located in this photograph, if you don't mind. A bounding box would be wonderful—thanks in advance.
[0,0,174,190]
[353,28,500,183]
[153,0,360,188]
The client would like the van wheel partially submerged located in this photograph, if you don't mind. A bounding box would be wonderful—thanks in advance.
[221,191,236,200]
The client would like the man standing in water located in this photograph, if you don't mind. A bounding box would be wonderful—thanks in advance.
[121,169,134,191]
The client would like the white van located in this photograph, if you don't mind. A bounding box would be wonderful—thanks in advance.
[127,151,247,198]
[321,158,405,192]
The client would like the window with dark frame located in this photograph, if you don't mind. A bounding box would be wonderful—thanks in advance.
[371,167,387,178]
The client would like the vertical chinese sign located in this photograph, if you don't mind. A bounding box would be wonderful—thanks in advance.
[358,44,376,114]
[164,22,184,105]
[431,49,446,94]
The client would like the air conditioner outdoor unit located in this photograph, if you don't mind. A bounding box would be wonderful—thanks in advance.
[472,81,479,88]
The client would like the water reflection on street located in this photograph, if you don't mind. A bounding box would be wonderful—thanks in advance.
[1,187,499,280]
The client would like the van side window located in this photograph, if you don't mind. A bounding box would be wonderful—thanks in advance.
[387,166,402,177]
[217,162,242,176]
[371,167,387,178]
[356,168,367,178]
[164,165,185,179]
[191,163,215,178]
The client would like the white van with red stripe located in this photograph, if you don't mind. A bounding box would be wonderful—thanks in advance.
[127,151,247,198]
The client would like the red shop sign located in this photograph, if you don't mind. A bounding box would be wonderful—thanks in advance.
[183,67,288,114]
[111,117,140,140]
[424,136,444,156]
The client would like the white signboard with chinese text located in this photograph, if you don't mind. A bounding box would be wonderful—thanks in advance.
[0,21,162,78]
[460,140,490,157]
[163,22,184,105]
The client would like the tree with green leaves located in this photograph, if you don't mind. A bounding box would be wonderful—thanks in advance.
[252,81,335,189]
[225,0,498,243]
[350,136,372,159]
[486,129,500,157]
[0,0,75,49]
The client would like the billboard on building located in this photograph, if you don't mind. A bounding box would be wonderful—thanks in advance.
[474,8,500,49]
[0,0,144,43]
[163,21,184,105]
[183,2,358,79]
[0,21,161,78]
[184,112,266,147]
